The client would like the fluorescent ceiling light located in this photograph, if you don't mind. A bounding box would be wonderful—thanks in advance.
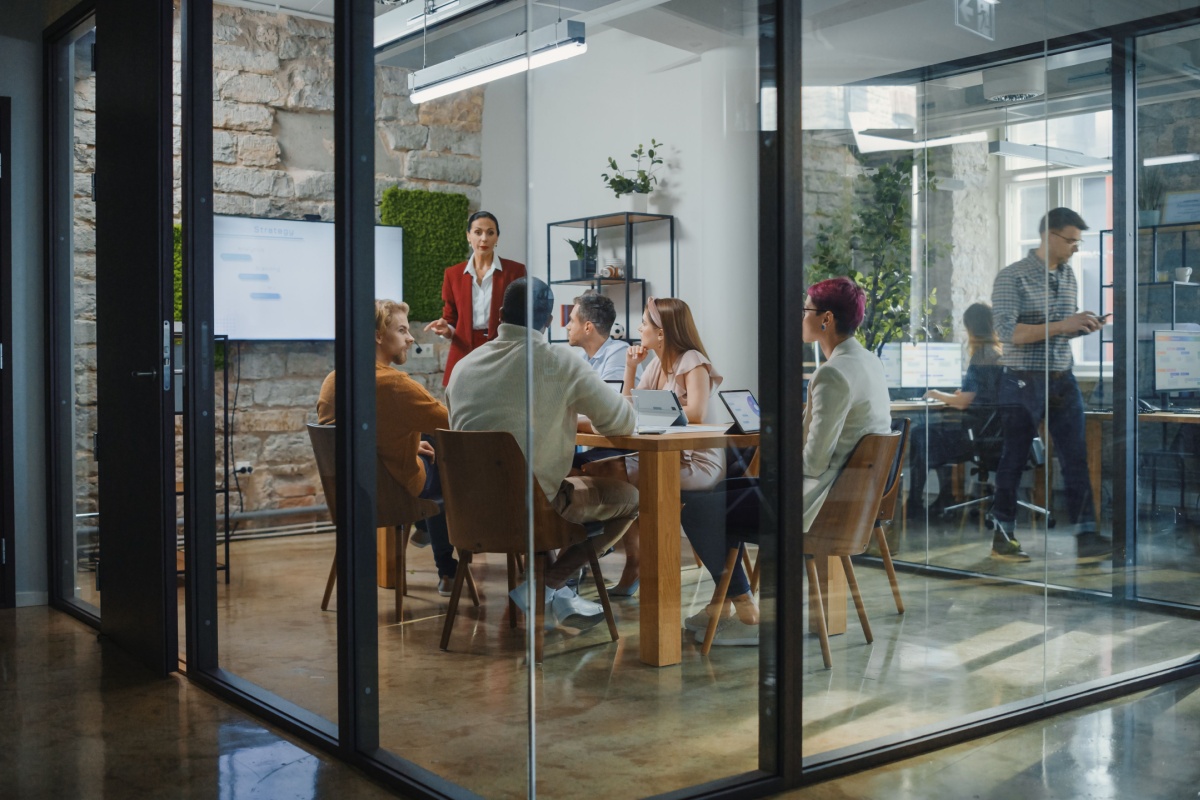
[852,129,986,153]
[374,0,495,49]
[989,140,1111,168]
[1011,164,1112,182]
[409,20,585,104]
[1144,153,1200,166]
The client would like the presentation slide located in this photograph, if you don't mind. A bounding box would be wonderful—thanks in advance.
[1154,330,1200,392]
[900,342,963,388]
[213,216,403,340]
[877,343,902,388]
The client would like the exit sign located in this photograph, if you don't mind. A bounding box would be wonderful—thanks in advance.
[955,0,996,41]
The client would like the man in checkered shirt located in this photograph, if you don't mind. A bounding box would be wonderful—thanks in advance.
[989,207,1112,562]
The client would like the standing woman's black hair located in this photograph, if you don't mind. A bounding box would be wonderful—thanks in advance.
[467,211,500,235]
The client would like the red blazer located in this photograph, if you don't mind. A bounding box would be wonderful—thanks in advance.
[439,257,526,385]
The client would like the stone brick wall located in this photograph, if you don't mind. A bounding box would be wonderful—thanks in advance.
[72,4,481,525]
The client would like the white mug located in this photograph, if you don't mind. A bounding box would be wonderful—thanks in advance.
[1177,267,1193,283]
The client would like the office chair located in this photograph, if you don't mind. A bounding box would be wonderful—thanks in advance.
[939,409,1055,529]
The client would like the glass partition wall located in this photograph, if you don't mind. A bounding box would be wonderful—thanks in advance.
[798,0,1200,770]
[48,17,101,619]
[43,0,1200,796]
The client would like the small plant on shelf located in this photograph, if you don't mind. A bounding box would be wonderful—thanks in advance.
[565,237,598,262]
[1138,168,1166,225]
[601,139,664,197]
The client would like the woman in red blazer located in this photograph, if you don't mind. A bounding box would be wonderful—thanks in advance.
[424,211,527,385]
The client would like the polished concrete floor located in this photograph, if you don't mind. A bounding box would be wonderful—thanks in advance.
[42,492,1200,797]
[7,604,1200,799]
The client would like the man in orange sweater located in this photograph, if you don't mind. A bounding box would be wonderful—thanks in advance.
[317,299,457,593]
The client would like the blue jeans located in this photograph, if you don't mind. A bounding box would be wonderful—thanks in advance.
[416,435,457,578]
[993,370,1096,532]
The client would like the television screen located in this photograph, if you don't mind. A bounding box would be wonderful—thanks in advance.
[213,215,403,340]
[1154,329,1200,392]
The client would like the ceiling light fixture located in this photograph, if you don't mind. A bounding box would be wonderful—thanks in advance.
[408,20,586,104]
[1011,164,1112,182]
[375,0,494,49]
[989,140,1111,169]
[1144,153,1200,166]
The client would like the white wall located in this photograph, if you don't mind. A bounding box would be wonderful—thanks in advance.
[0,11,49,605]
[480,27,760,417]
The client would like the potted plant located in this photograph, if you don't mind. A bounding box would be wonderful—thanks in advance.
[601,139,664,213]
[566,237,599,279]
[1138,168,1166,228]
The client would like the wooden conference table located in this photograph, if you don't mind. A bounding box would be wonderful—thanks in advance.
[578,428,759,667]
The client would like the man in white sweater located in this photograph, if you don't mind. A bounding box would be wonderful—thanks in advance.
[447,277,640,628]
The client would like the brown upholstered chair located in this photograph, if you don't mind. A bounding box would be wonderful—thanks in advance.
[871,417,911,614]
[307,423,476,622]
[434,428,618,663]
[802,431,901,669]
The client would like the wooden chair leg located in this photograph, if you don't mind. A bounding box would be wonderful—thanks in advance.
[585,542,619,642]
[690,544,704,570]
[701,545,741,656]
[321,556,337,611]
[841,555,873,644]
[439,551,472,651]
[874,525,905,614]
[394,525,410,623]
[534,554,546,664]
[805,557,832,669]
[506,554,519,629]
[465,564,481,607]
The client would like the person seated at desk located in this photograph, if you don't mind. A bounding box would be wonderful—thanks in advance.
[565,290,631,382]
[907,302,1003,519]
[447,278,640,630]
[681,277,891,645]
[605,296,724,597]
[317,299,458,595]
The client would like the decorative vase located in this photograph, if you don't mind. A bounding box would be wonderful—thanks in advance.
[622,192,649,214]
[1139,209,1161,228]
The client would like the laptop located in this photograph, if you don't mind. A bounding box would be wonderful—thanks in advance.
[604,379,624,393]
[719,389,761,434]
[631,389,688,433]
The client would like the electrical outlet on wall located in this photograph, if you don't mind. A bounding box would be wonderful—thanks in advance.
[235,461,253,474]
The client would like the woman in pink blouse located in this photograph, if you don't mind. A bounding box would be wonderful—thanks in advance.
[606,297,724,596]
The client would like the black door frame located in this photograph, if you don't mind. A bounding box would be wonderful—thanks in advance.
[0,95,15,609]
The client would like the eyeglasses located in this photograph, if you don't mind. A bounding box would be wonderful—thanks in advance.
[802,306,822,316]
[1051,231,1084,247]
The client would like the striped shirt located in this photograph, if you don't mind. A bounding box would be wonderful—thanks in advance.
[991,249,1078,372]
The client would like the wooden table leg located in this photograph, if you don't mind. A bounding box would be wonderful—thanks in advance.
[1086,416,1103,522]
[639,450,682,667]
[809,556,847,636]
[376,526,396,589]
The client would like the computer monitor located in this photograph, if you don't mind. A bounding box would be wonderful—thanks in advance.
[900,343,963,389]
[877,342,902,389]
[1153,330,1200,393]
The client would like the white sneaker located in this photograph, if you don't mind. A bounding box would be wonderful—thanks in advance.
[508,583,557,630]
[695,617,759,646]
[551,586,606,629]
[684,605,730,632]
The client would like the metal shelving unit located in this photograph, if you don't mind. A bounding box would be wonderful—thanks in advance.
[546,212,675,344]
